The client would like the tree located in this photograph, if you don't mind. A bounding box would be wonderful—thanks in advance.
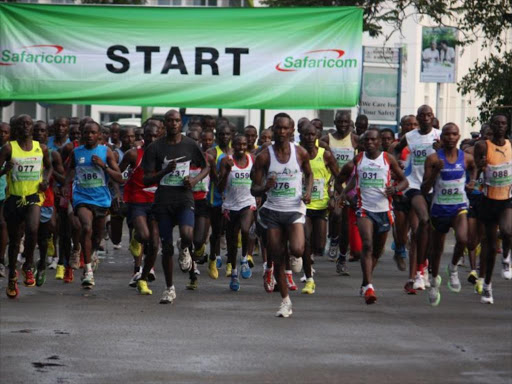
[262,0,512,126]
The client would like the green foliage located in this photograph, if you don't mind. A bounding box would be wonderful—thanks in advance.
[262,0,512,125]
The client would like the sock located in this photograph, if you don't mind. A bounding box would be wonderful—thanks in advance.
[285,270,292,275]
[282,295,291,305]
[262,261,267,270]
[85,263,93,273]
[241,255,247,263]
[364,283,374,290]
[306,277,314,282]
[232,268,238,276]
[483,282,492,290]
[449,263,458,272]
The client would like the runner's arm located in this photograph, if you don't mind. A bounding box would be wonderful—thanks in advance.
[297,147,313,204]
[40,144,53,192]
[324,149,340,178]
[387,155,408,195]
[63,149,76,186]
[0,143,12,176]
[465,152,477,192]
[250,150,272,197]
[95,147,123,184]
[51,150,66,185]
[420,153,441,195]
[393,135,408,157]
[216,157,232,193]
[473,140,487,174]
[334,160,355,194]
[118,148,137,173]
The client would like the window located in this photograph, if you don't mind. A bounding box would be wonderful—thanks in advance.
[14,102,36,119]
[157,0,183,5]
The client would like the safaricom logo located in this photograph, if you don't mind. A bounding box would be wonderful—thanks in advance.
[275,49,357,72]
[0,45,77,66]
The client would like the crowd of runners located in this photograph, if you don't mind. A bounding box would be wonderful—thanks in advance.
[0,105,510,317]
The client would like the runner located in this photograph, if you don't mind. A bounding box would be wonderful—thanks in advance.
[0,122,11,278]
[394,105,441,291]
[206,123,233,278]
[300,123,339,294]
[66,121,123,289]
[32,121,66,285]
[421,123,476,306]
[251,114,313,317]
[120,123,160,294]
[217,134,256,291]
[355,114,369,136]
[0,115,52,299]
[48,117,70,151]
[337,128,408,304]
[320,110,358,271]
[143,109,208,303]
[109,122,121,148]
[244,125,258,153]
[473,114,512,304]
[257,129,272,146]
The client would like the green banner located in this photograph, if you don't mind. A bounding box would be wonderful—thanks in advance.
[0,4,362,109]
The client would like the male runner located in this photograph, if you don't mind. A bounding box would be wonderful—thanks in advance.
[143,109,208,303]
[337,128,408,304]
[421,123,476,306]
[251,114,313,317]
[1,115,52,298]
[244,125,258,153]
[473,114,512,303]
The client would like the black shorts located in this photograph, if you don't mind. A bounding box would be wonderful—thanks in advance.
[74,203,109,219]
[431,210,467,234]
[152,202,195,244]
[126,202,154,225]
[224,206,253,223]
[4,194,41,223]
[405,189,433,207]
[478,197,512,223]
[258,207,305,230]
[110,201,128,218]
[194,199,211,218]
[467,193,483,219]
[306,208,328,220]
[392,195,410,212]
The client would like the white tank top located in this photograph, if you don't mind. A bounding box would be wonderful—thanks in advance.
[263,143,306,214]
[356,152,392,213]
[222,154,256,211]
[404,128,441,190]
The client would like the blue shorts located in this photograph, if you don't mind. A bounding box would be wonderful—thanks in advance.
[356,208,394,233]
[40,206,54,224]
[126,203,154,225]
[152,203,195,244]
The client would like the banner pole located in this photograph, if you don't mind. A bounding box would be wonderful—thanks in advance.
[259,109,265,134]
[436,83,441,120]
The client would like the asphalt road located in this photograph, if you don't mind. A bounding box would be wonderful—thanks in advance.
[1,232,511,384]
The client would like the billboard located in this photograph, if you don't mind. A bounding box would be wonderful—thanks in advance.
[360,66,398,121]
[0,4,363,109]
[420,26,457,83]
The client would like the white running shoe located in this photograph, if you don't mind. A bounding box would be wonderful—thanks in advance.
[70,245,81,270]
[178,241,192,272]
[502,254,511,280]
[290,256,303,273]
[112,243,122,250]
[447,264,461,292]
[275,300,292,318]
[91,250,99,272]
[48,257,59,270]
[481,286,494,304]
[160,286,176,304]
[129,271,142,287]
[327,239,338,261]
[413,272,425,290]
[428,275,442,306]
[423,267,431,288]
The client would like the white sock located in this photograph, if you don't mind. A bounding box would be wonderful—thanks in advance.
[241,255,247,263]
[232,268,238,275]
[364,283,374,290]
[85,263,92,273]
[285,270,292,275]
[282,295,291,305]
[483,282,492,290]
[262,262,267,270]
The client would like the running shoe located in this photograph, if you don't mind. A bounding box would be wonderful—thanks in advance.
[186,276,199,291]
[467,270,478,285]
[129,271,142,287]
[290,256,303,273]
[129,230,142,258]
[447,264,461,293]
[474,278,484,295]
[63,266,74,283]
[35,267,46,287]
[81,271,95,289]
[229,273,240,292]
[148,268,156,282]
[301,279,316,294]
[55,264,65,280]
[6,274,19,299]
[285,272,297,291]
[137,279,153,295]
[404,280,417,295]
[0,264,5,278]
[48,257,58,270]
[422,262,431,288]
[413,272,425,290]
[22,268,35,287]
[480,286,494,304]
[240,260,252,279]
[70,245,81,270]
[328,239,338,261]
[112,243,122,250]
[192,244,205,262]
[216,255,222,269]
[47,235,55,258]
[363,286,377,305]
[177,242,192,272]
[247,255,255,268]
[91,251,99,272]
[159,286,176,304]
[428,275,442,306]
[17,253,26,267]
[275,300,292,318]
[336,255,349,276]
[502,254,511,280]
[225,263,232,277]
[208,259,219,279]
[263,266,275,293]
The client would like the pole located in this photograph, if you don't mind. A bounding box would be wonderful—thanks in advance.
[141,107,153,125]
[435,83,441,120]
[396,47,402,133]
[259,109,266,133]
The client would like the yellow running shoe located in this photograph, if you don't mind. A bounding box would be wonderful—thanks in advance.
[55,264,65,280]
[193,244,205,261]
[186,277,198,290]
[301,280,316,294]
[129,230,142,258]
[226,263,232,277]
[474,278,484,295]
[136,279,152,295]
[208,259,219,279]
[47,235,55,258]
[467,270,478,285]
[247,255,255,268]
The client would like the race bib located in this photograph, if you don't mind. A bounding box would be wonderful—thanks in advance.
[434,180,465,205]
[485,162,512,187]
[412,144,434,165]
[11,157,42,182]
[360,170,385,188]
[76,166,106,188]
[231,170,251,187]
[121,167,131,182]
[311,178,325,200]
[161,160,190,186]
[332,147,354,167]
[270,175,297,197]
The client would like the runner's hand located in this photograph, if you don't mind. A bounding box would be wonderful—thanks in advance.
[183,176,195,190]
[226,158,234,170]
[39,180,49,192]
[433,139,442,151]
[265,174,277,191]
[398,160,405,169]
[92,155,105,169]
[163,160,177,174]
[385,186,396,196]
[3,161,14,173]
[302,192,311,205]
